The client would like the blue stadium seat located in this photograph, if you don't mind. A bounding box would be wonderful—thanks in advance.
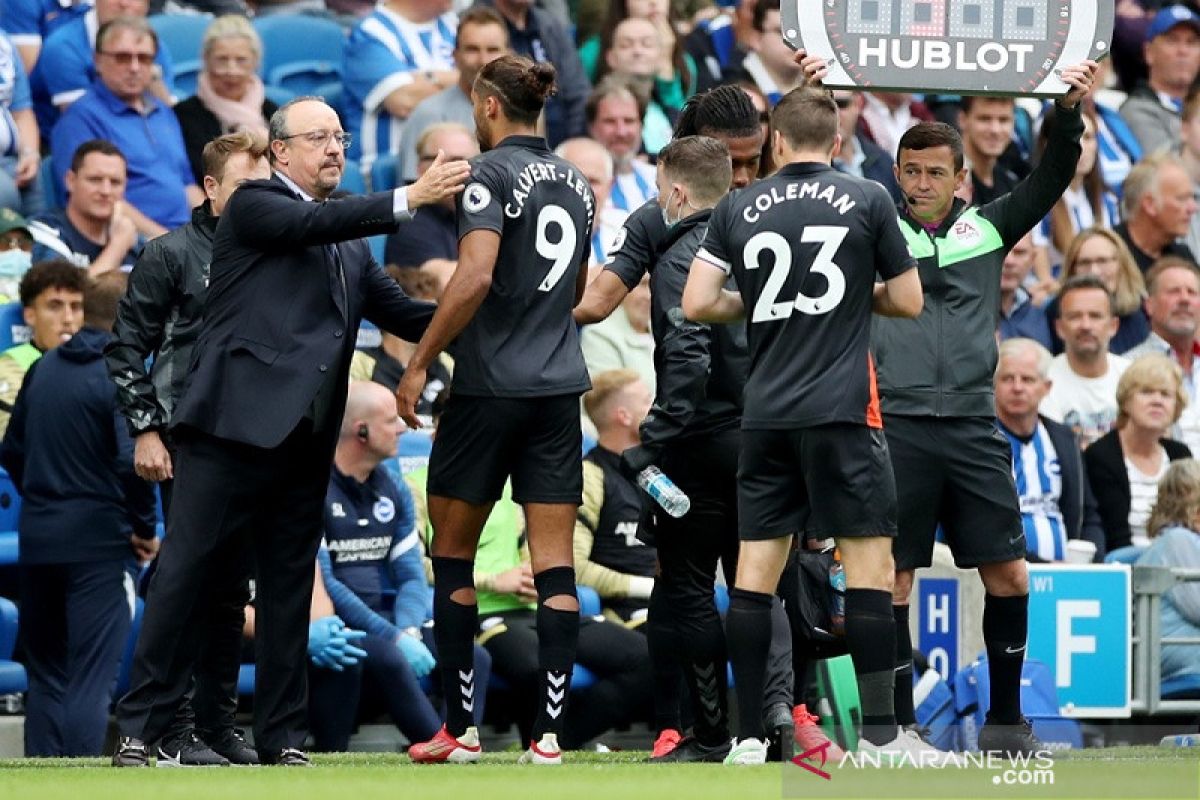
[0,466,22,533]
[238,663,255,697]
[0,532,15,566]
[254,15,345,95]
[340,159,366,195]
[1105,545,1146,565]
[149,13,209,65]
[263,84,297,108]
[1162,673,1200,699]
[312,80,345,120]
[0,302,29,351]
[369,153,399,193]
[38,155,63,212]
[0,597,26,694]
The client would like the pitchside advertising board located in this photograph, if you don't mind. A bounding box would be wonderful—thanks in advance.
[917,565,1131,717]
[782,0,1114,97]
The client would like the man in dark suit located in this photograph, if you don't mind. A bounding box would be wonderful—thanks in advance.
[112,97,471,767]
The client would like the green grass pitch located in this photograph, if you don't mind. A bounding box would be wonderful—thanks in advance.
[0,748,1197,800]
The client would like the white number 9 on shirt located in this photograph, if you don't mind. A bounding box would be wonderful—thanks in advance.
[536,204,578,292]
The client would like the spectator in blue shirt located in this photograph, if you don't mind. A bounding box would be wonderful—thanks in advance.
[0,30,43,217]
[308,381,491,751]
[999,233,1054,351]
[1,0,91,72]
[30,0,175,144]
[49,18,200,233]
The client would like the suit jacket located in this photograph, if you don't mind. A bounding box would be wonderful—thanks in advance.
[1083,428,1192,553]
[1040,415,1107,561]
[171,175,435,448]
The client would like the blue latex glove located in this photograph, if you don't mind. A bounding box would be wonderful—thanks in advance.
[396,632,436,678]
[308,616,368,671]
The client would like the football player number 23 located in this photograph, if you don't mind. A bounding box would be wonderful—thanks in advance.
[745,226,848,322]
[536,204,578,292]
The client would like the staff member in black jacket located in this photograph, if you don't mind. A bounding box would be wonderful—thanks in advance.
[112,96,470,767]
[994,338,1107,563]
[105,131,271,767]
[1,273,158,758]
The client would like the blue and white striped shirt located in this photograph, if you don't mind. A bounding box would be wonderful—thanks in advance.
[1003,420,1066,562]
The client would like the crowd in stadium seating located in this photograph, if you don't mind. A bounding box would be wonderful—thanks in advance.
[3,0,1200,759]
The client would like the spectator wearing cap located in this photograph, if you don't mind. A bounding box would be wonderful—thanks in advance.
[0,208,37,302]
[0,260,86,437]
[1120,4,1200,156]
[49,17,201,232]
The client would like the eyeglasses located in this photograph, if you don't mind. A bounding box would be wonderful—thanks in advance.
[98,50,156,66]
[0,234,33,252]
[280,129,353,150]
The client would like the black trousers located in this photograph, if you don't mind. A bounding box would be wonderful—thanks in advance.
[115,421,333,756]
[654,429,792,719]
[155,464,251,745]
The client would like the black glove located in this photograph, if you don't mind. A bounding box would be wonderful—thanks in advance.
[619,443,661,481]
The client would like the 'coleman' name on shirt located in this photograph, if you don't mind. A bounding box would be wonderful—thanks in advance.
[742,181,856,223]
[505,161,596,221]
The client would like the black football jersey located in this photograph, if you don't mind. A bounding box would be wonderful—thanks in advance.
[451,135,596,397]
[603,198,668,290]
[697,162,915,429]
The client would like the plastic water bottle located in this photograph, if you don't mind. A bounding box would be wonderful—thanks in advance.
[637,465,691,518]
[828,553,846,636]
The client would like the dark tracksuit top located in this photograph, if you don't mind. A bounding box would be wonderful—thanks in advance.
[872,102,1084,420]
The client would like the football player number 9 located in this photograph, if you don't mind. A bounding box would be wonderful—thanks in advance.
[744,226,848,323]
[535,204,578,292]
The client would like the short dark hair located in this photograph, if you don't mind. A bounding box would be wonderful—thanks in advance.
[959,95,1015,115]
[95,16,157,55]
[456,6,508,42]
[675,84,760,140]
[752,0,781,32]
[658,135,731,207]
[1145,255,1200,295]
[897,122,965,171]
[70,139,126,173]
[475,54,556,126]
[1058,273,1115,316]
[84,272,128,332]
[201,131,268,183]
[585,75,648,126]
[19,260,87,308]
[771,86,838,152]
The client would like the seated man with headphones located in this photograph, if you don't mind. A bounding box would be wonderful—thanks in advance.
[307,380,491,751]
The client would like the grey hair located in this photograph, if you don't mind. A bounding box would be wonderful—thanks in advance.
[997,337,1053,380]
[1121,151,1187,220]
[267,95,325,163]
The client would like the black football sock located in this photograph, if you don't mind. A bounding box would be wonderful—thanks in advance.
[845,588,897,746]
[679,604,729,747]
[893,604,916,726]
[431,557,478,737]
[532,567,579,741]
[726,588,774,741]
[983,593,1029,725]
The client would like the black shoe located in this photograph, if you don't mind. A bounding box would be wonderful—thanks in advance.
[156,732,231,767]
[977,714,1041,756]
[207,728,260,766]
[649,736,731,763]
[764,703,795,763]
[262,747,311,767]
[112,737,150,767]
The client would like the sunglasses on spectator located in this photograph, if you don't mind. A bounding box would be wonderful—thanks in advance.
[98,50,156,66]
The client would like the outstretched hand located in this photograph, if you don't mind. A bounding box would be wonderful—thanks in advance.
[1058,60,1100,109]
[407,150,471,209]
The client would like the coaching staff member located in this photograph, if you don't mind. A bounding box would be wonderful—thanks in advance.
[793,52,1099,754]
[112,96,471,767]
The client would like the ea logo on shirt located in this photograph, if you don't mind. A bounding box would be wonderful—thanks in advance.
[952,220,981,245]
[373,496,395,524]
[463,183,492,214]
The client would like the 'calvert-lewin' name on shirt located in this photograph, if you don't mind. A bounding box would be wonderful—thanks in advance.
[505,161,596,221]
[742,180,856,223]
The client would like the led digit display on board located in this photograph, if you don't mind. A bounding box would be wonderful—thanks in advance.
[783,0,1113,96]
